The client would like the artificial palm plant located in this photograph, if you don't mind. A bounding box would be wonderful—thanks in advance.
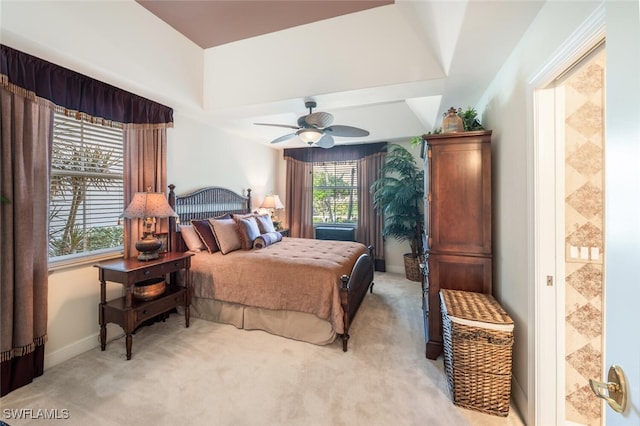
[371,144,424,280]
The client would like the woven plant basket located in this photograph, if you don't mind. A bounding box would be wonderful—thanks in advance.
[403,254,422,282]
[133,277,166,301]
[440,289,514,417]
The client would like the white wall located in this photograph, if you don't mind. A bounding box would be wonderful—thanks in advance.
[1,0,280,367]
[474,1,607,423]
[382,140,424,275]
[167,112,280,207]
[202,5,440,111]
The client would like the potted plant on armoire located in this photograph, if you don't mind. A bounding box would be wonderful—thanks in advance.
[371,144,424,281]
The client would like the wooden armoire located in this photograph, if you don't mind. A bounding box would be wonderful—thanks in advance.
[420,130,492,360]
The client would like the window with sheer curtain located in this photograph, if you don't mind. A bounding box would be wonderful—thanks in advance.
[49,111,124,262]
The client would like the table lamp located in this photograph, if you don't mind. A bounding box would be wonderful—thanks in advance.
[123,191,177,261]
[260,194,285,230]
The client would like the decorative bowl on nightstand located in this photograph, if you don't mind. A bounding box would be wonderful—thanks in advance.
[133,277,166,301]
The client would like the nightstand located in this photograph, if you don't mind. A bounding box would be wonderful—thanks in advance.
[95,252,193,360]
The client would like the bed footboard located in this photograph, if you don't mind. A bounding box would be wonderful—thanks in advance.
[339,248,375,352]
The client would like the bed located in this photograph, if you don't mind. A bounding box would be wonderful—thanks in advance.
[167,184,374,351]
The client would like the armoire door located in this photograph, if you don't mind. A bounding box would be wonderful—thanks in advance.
[426,131,492,255]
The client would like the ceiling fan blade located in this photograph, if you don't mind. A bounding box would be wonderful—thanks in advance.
[315,134,335,149]
[270,133,297,144]
[304,111,333,128]
[255,122,300,130]
[324,125,370,137]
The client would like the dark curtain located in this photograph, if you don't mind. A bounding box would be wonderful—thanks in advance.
[357,151,386,271]
[1,45,173,125]
[0,86,53,397]
[0,44,173,396]
[283,142,386,163]
[123,125,169,259]
[285,158,314,238]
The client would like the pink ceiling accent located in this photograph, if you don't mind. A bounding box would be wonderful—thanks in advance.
[136,0,394,49]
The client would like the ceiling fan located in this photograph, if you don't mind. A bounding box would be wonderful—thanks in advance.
[254,100,370,149]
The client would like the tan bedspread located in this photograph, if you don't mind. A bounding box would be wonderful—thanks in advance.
[188,237,369,334]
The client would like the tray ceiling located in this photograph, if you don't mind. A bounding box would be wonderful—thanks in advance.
[134,0,544,148]
[136,0,393,49]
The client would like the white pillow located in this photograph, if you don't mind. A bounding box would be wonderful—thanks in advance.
[179,224,206,252]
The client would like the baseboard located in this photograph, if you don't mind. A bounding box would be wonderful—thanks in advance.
[44,324,124,369]
[511,375,528,423]
[385,265,404,275]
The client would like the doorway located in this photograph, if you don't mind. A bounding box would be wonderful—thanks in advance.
[534,42,606,426]
[559,45,606,426]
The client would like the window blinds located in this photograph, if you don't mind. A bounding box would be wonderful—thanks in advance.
[312,160,358,224]
[49,111,124,258]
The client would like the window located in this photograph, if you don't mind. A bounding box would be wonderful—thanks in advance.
[49,111,124,263]
[312,160,358,225]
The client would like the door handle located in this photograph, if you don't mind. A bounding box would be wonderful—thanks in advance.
[589,365,627,413]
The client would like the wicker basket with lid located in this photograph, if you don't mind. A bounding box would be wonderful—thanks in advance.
[440,289,514,417]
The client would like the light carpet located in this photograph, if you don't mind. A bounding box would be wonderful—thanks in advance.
[0,272,525,426]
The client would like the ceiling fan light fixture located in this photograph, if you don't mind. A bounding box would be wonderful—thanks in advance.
[256,101,368,146]
[297,128,323,144]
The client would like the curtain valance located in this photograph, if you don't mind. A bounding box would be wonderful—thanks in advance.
[283,142,387,163]
[1,45,173,126]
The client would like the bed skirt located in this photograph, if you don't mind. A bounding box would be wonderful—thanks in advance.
[180,297,337,346]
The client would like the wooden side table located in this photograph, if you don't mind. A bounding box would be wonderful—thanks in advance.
[95,252,193,360]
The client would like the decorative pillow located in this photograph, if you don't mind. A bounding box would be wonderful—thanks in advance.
[179,224,206,252]
[209,218,242,254]
[232,213,256,222]
[191,219,219,253]
[236,216,261,250]
[255,214,276,234]
[253,231,283,249]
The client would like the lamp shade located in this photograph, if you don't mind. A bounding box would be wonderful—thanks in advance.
[123,192,177,219]
[260,194,284,210]
[297,128,323,144]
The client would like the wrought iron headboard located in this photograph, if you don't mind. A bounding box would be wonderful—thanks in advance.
[167,184,252,251]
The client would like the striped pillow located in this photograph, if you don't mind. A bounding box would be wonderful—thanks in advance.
[253,231,283,249]
[236,216,261,250]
